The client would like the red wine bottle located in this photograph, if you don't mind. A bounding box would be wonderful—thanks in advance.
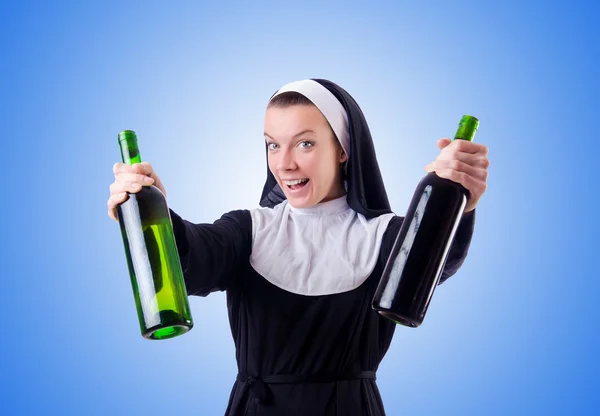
[372,115,479,327]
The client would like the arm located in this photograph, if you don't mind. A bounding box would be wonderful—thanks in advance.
[377,208,476,285]
[169,208,252,297]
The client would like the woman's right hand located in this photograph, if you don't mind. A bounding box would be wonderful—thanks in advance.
[107,161,167,221]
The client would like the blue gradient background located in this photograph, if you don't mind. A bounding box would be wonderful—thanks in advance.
[1,1,598,415]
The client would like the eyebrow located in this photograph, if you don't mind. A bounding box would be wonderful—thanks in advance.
[264,129,316,140]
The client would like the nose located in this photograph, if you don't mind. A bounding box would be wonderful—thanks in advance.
[277,148,297,172]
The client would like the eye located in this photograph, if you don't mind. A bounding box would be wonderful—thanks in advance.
[298,141,314,149]
[267,142,278,150]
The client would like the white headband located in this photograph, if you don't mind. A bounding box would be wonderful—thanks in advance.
[270,79,350,159]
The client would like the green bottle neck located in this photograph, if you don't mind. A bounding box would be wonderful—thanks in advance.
[118,130,142,165]
[453,115,479,142]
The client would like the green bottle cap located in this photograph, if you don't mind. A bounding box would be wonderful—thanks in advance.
[454,115,479,142]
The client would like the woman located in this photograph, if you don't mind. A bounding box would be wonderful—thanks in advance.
[107,79,489,415]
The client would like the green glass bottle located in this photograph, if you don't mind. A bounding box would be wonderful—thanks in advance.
[372,116,479,327]
[116,130,193,340]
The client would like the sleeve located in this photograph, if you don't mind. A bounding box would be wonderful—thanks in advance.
[168,208,252,297]
[378,208,476,285]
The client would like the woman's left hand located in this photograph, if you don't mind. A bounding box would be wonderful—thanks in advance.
[424,138,490,213]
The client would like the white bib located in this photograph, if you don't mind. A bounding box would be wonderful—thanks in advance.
[249,196,395,296]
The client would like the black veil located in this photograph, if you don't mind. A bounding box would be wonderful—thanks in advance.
[259,78,393,219]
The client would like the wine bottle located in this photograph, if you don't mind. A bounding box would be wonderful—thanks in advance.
[372,115,479,328]
[116,130,193,340]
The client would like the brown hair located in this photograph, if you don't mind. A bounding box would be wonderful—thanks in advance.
[267,91,314,108]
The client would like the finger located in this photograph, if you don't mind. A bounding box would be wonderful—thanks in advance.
[113,172,155,186]
[113,162,136,175]
[109,179,149,196]
[434,167,487,197]
[110,174,154,193]
[114,162,166,197]
[432,159,488,182]
[444,140,488,155]
[113,161,156,177]
[130,161,155,176]
[130,162,165,194]
[107,192,128,220]
[434,151,490,169]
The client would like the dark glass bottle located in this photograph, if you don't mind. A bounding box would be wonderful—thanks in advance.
[116,130,193,340]
[372,116,479,327]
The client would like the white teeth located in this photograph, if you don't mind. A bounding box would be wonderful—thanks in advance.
[284,178,309,186]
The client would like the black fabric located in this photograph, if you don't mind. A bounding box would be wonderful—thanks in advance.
[260,78,393,219]
[234,371,377,412]
[167,209,476,415]
[168,208,252,297]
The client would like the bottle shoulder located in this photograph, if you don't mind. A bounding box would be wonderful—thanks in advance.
[417,172,468,195]
[119,185,169,220]
[135,185,167,202]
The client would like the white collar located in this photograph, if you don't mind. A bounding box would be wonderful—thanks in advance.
[249,198,395,296]
[287,195,349,216]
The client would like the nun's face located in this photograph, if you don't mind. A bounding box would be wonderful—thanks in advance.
[264,104,348,208]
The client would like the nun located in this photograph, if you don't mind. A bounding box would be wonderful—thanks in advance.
[107,78,489,415]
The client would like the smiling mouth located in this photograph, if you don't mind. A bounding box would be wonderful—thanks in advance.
[284,178,309,191]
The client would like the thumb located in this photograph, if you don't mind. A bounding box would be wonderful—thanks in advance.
[437,138,452,149]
